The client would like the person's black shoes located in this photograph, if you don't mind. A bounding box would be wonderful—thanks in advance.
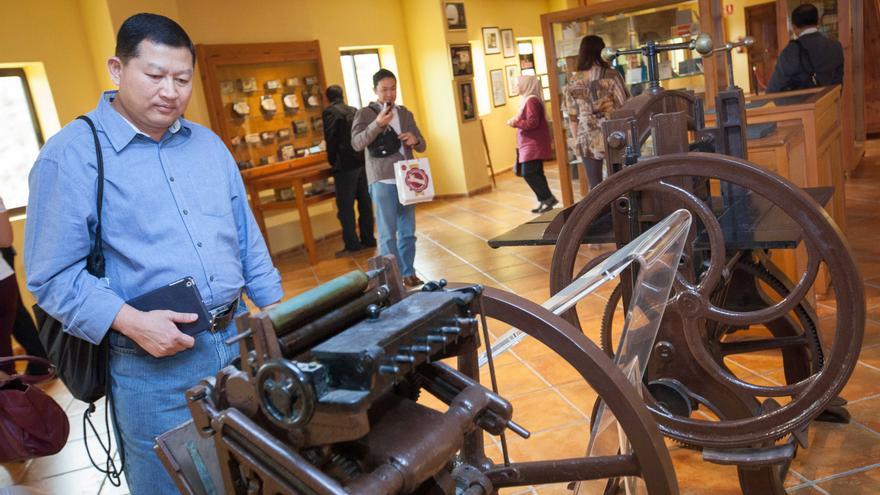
[532,196,559,214]
[361,238,377,248]
[335,245,364,258]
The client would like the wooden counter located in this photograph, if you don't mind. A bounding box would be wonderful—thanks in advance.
[705,86,846,235]
[241,155,334,265]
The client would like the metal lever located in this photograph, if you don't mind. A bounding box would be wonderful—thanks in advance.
[601,33,713,90]
[706,36,755,89]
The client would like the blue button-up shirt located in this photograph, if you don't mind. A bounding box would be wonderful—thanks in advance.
[25,91,283,345]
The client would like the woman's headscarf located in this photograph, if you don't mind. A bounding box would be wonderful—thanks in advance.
[516,75,543,118]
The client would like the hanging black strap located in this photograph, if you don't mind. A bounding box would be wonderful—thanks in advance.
[74,115,125,485]
[792,39,819,87]
[76,116,105,279]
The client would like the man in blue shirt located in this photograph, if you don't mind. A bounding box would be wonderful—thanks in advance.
[25,13,282,494]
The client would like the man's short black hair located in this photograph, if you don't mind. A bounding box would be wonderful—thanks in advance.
[326,85,344,102]
[373,69,396,88]
[116,13,196,65]
[791,4,819,28]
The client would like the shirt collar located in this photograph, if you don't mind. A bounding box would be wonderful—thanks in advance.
[798,27,819,38]
[95,90,186,152]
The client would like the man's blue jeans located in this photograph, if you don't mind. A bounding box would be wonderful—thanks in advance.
[369,181,417,277]
[109,307,245,494]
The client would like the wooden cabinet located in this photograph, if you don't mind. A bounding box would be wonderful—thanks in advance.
[196,41,335,264]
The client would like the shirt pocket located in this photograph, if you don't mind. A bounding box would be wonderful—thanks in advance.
[186,167,233,217]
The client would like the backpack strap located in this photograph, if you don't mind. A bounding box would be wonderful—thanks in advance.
[75,116,105,279]
[792,39,819,87]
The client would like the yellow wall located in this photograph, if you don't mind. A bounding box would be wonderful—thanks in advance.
[458,0,554,177]
[5,0,557,275]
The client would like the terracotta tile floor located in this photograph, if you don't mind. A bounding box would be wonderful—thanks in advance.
[4,140,880,494]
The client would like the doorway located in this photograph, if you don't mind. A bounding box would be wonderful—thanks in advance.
[745,2,779,94]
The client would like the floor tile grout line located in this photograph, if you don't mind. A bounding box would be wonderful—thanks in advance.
[847,390,880,405]
[803,460,880,487]
[859,359,880,373]
[422,210,553,274]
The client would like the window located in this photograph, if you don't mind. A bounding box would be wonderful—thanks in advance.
[340,50,381,108]
[0,68,43,210]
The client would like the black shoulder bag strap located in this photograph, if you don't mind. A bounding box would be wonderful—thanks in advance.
[75,115,126,486]
[792,39,819,87]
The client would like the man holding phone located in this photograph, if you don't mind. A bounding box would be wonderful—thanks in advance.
[25,14,282,494]
[351,69,427,287]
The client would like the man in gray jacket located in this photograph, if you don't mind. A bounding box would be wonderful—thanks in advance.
[766,4,843,93]
[351,69,427,287]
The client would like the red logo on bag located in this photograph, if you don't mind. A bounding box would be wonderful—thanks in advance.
[404,168,430,193]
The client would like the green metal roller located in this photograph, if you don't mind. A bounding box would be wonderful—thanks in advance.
[267,270,370,335]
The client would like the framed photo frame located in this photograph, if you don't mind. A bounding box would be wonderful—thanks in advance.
[505,64,519,97]
[542,87,551,102]
[539,73,550,88]
[482,27,501,55]
[457,80,477,122]
[489,69,506,107]
[445,2,467,31]
[450,44,474,77]
[501,29,516,58]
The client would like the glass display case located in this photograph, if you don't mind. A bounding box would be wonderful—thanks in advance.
[196,41,329,176]
[540,0,722,206]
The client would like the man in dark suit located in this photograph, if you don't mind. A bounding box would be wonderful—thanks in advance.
[766,4,844,93]
[322,85,376,257]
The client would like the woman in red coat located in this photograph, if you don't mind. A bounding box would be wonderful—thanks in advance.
[507,75,558,213]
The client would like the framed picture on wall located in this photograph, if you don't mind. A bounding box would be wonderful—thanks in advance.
[450,44,474,77]
[505,64,519,97]
[539,73,550,88]
[482,27,501,55]
[542,87,551,102]
[489,69,506,107]
[501,29,516,58]
[458,80,476,122]
[445,2,467,31]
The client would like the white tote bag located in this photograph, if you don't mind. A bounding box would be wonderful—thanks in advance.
[393,157,435,205]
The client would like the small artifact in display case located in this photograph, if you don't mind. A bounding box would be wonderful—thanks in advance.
[278,143,296,160]
[277,128,292,140]
[219,80,235,94]
[678,58,703,75]
[245,133,261,146]
[659,61,674,80]
[303,84,322,108]
[274,187,294,201]
[293,120,309,136]
[264,79,281,91]
[230,135,243,147]
[232,100,250,118]
[295,147,308,157]
[304,75,318,85]
[310,141,324,154]
[259,155,277,166]
[260,131,275,143]
[260,95,277,116]
[236,160,253,170]
[284,77,300,87]
[282,93,300,113]
[311,117,323,132]
[239,77,258,93]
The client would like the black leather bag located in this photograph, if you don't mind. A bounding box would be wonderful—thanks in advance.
[33,115,125,485]
[366,103,401,158]
[34,115,108,404]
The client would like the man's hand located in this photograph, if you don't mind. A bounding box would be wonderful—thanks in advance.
[399,132,418,146]
[375,105,393,128]
[112,304,196,358]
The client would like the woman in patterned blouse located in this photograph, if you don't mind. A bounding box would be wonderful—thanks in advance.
[563,35,629,191]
